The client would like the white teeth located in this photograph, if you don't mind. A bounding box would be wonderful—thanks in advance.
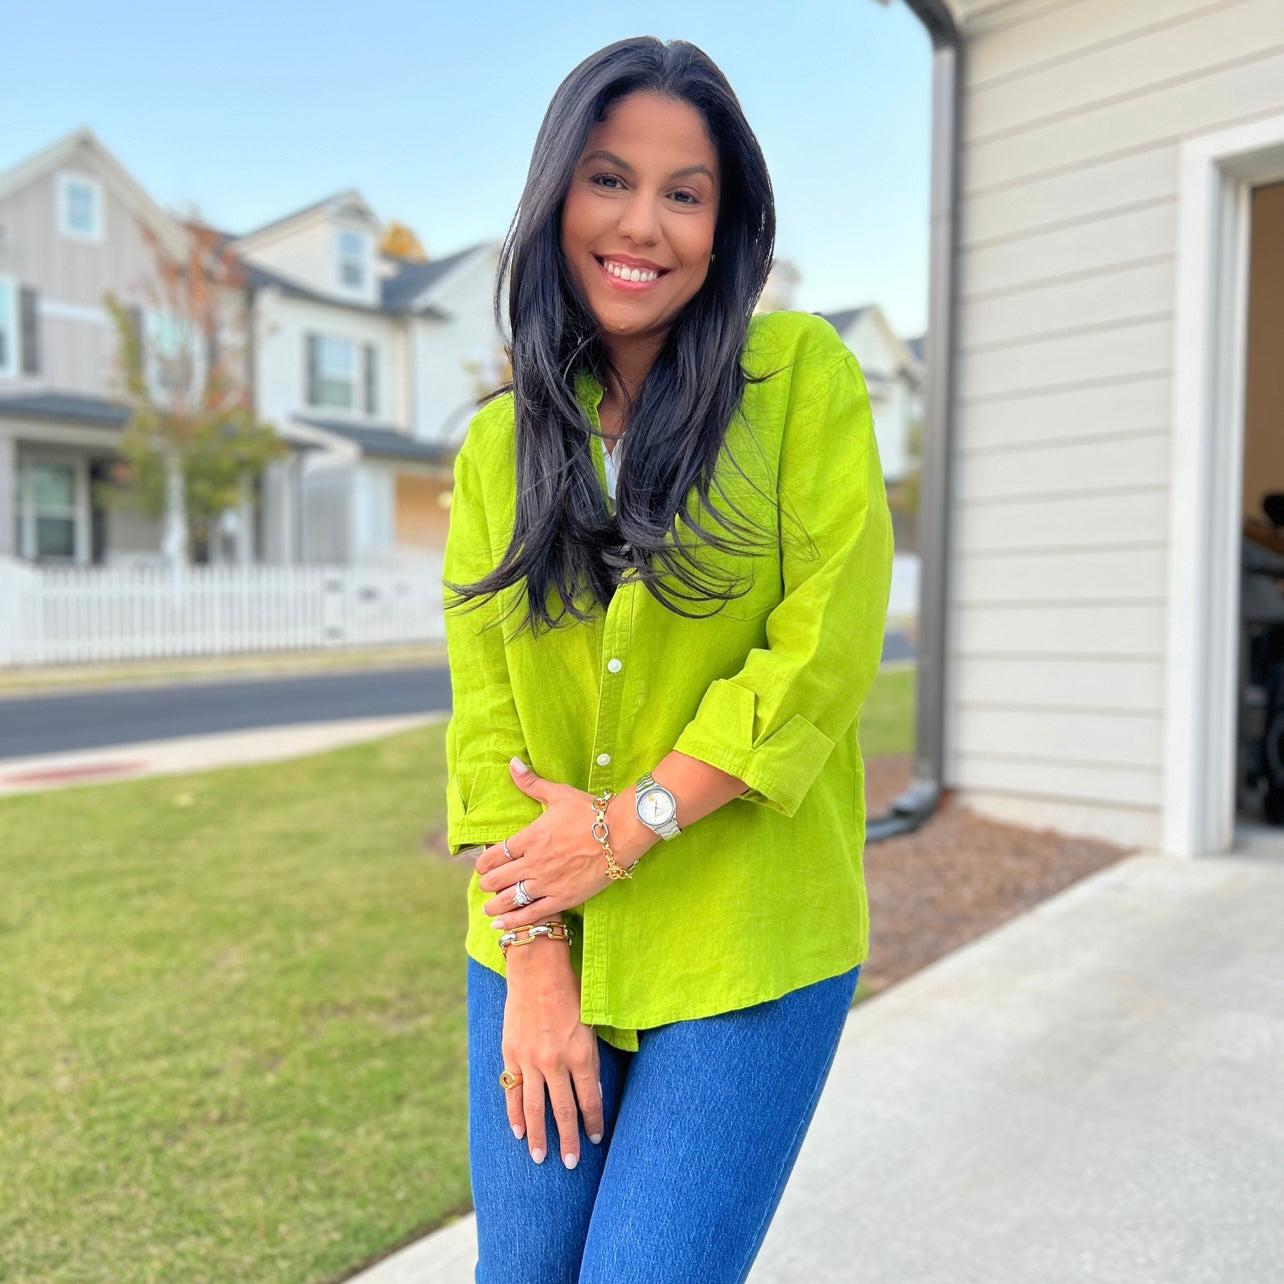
[602,258,659,283]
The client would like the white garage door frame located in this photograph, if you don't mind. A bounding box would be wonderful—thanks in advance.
[1165,112,1284,856]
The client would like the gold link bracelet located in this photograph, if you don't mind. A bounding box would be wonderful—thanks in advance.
[591,788,641,880]
[498,921,572,957]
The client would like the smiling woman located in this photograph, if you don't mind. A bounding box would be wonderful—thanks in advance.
[444,34,894,1284]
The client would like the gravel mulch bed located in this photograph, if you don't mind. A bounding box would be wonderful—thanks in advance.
[859,755,1136,999]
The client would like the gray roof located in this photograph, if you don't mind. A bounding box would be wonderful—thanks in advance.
[202,225,468,318]
[379,243,485,313]
[294,416,453,464]
[817,307,872,334]
[234,189,377,243]
[905,333,926,365]
[0,392,130,427]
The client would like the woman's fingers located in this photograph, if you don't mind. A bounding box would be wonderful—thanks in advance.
[569,1049,605,1147]
[489,895,566,932]
[545,1069,583,1169]
[520,1069,549,1164]
[503,1066,526,1141]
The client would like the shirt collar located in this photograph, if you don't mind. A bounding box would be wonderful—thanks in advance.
[574,367,605,413]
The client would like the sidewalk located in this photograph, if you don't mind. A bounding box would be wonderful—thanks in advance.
[349,848,1284,1284]
[0,714,443,797]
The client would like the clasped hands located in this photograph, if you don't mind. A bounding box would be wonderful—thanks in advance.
[474,757,660,929]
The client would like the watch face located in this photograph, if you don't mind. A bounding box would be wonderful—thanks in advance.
[638,787,675,826]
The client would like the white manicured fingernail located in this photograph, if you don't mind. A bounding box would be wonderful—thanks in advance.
[563,1152,578,1169]
[492,920,504,929]
[590,1132,602,1145]
[512,1124,523,1140]
[531,1147,545,1164]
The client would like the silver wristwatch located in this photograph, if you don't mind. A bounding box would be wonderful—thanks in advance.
[635,770,682,839]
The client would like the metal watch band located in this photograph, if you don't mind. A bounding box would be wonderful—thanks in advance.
[635,770,682,839]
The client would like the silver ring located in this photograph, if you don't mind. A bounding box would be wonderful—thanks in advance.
[512,880,532,908]
[502,839,516,861]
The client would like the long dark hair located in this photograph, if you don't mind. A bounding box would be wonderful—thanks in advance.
[447,36,780,638]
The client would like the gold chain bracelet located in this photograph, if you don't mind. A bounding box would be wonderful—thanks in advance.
[498,921,571,957]
[591,788,640,880]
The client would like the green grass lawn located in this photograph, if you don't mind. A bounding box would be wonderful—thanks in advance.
[0,665,913,1283]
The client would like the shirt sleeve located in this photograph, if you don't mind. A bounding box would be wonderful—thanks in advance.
[443,434,545,855]
[671,346,895,818]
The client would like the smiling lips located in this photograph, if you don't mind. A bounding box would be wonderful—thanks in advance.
[595,255,670,290]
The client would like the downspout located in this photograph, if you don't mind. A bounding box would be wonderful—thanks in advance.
[866,0,962,841]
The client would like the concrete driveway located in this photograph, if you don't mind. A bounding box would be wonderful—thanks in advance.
[353,848,1284,1284]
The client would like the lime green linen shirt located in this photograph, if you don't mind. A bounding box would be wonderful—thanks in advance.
[443,308,895,1052]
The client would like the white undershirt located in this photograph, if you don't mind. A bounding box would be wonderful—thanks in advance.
[603,441,619,500]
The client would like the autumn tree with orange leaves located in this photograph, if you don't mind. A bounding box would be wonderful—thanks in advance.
[98,215,285,566]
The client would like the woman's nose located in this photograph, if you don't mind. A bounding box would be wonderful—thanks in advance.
[616,194,661,245]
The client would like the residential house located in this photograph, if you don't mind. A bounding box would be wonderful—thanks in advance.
[0,127,260,567]
[818,304,923,482]
[225,196,508,565]
[0,126,510,569]
[912,0,1284,857]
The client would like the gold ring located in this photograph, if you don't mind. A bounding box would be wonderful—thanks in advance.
[499,1069,523,1090]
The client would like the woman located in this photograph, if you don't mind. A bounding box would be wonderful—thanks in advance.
[443,35,894,1284]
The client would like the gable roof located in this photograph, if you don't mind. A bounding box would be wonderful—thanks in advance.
[380,241,494,314]
[0,126,187,260]
[230,188,381,250]
[818,306,874,334]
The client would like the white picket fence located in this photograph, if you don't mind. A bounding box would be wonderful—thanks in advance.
[0,554,447,667]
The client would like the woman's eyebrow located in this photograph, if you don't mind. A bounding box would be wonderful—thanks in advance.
[579,149,715,183]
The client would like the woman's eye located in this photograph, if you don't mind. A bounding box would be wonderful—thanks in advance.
[591,173,624,189]
[671,190,699,205]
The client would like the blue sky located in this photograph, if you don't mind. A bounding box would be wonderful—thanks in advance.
[2,0,931,335]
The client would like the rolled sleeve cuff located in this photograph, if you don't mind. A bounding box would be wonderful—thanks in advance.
[446,767,545,855]
[671,678,835,819]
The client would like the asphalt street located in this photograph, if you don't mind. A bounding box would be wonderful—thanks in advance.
[0,630,914,761]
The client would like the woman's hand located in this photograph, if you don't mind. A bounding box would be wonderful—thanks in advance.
[502,938,604,1167]
[475,757,659,929]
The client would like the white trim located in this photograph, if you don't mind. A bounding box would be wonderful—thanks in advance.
[40,299,112,325]
[0,275,18,377]
[334,225,370,296]
[56,171,105,243]
[1164,111,1284,857]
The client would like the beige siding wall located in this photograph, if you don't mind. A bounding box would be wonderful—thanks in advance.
[0,137,165,397]
[949,0,1284,845]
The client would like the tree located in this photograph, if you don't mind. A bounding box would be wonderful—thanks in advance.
[98,216,287,566]
[379,220,427,263]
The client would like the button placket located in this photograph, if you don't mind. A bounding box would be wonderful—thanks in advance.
[581,582,634,1022]
[586,592,633,797]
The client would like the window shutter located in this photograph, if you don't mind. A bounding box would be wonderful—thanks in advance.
[20,287,39,374]
[364,343,377,416]
[126,304,144,350]
[306,333,319,406]
[205,324,220,384]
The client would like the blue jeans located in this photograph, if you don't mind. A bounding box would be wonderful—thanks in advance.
[466,955,861,1283]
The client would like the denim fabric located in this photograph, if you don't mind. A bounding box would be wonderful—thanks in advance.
[467,955,861,1283]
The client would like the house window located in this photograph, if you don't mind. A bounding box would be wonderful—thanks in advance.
[148,310,196,396]
[337,229,366,291]
[56,172,104,241]
[0,278,15,377]
[311,335,357,409]
[15,459,82,563]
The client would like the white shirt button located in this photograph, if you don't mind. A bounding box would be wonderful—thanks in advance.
[607,658,622,673]
[596,752,611,766]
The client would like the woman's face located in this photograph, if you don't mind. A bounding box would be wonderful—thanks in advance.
[561,90,721,352]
